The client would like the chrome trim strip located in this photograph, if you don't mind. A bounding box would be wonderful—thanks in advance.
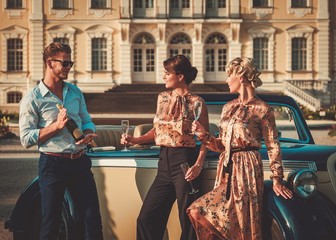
[92,158,158,168]
[205,160,317,172]
[92,158,317,171]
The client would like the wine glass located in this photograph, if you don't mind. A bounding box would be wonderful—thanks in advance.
[193,100,202,121]
[121,120,129,151]
[192,100,202,136]
[180,162,199,195]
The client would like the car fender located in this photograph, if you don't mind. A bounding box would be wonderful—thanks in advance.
[5,177,78,236]
[263,180,336,240]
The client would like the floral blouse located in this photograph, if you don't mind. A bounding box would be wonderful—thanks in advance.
[153,90,204,147]
[201,97,284,181]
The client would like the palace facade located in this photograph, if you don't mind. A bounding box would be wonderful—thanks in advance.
[1,0,335,112]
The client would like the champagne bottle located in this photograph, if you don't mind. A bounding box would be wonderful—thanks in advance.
[56,104,97,147]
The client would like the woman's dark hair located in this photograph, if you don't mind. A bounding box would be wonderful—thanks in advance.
[163,55,198,85]
[42,42,72,64]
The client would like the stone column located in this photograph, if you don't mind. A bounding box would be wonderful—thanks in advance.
[119,21,132,84]
[29,0,44,88]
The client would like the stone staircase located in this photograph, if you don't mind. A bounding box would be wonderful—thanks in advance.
[283,80,332,111]
[107,83,229,93]
[84,83,229,124]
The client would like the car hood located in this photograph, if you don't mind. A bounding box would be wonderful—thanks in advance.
[260,143,336,171]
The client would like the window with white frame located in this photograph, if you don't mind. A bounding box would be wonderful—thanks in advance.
[7,91,22,103]
[4,0,26,17]
[169,33,192,60]
[6,0,22,8]
[253,0,269,7]
[291,0,308,8]
[247,26,275,73]
[91,0,107,8]
[134,0,153,8]
[88,0,111,16]
[92,38,107,71]
[291,37,307,71]
[170,0,189,8]
[206,0,227,17]
[50,0,73,17]
[132,33,155,82]
[207,0,226,8]
[204,33,227,81]
[53,0,69,9]
[85,25,113,73]
[133,0,154,18]
[182,0,190,8]
[169,0,191,18]
[286,25,313,72]
[7,39,23,71]
[1,26,28,73]
[287,0,311,16]
[250,0,273,17]
[253,37,268,70]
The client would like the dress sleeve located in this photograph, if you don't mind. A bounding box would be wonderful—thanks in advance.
[199,132,225,153]
[261,107,284,180]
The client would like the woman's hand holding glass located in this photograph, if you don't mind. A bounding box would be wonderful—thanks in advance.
[184,163,202,182]
[192,121,206,139]
[120,133,135,147]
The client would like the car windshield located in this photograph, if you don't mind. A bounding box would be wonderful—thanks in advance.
[206,103,309,143]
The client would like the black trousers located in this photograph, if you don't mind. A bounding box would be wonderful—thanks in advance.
[137,146,199,240]
[38,153,103,240]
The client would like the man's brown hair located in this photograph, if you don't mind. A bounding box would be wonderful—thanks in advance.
[42,42,71,64]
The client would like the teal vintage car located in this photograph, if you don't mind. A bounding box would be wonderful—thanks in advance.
[5,94,336,240]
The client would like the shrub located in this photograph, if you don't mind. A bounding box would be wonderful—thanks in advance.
[0,116,16,139]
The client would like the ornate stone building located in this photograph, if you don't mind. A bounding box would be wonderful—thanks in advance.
[0,0,335,112]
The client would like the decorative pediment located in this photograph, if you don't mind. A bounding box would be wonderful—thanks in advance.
[86,25,114,38]
[47,25,76,39]
[247,26,276,38]
[286,25,314,38]
[1,25,28,38]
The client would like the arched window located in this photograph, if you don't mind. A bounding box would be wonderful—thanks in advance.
[169,33,192,60]
[132,33,156,82]
[204,33,227,81]
[7,91,22,103]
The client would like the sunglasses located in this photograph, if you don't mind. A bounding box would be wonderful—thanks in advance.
[51,59,74,68]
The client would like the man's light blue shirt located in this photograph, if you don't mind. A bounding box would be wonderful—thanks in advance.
[19,80,96,153]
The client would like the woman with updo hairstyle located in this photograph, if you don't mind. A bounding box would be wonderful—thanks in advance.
[121,54,209,240]
[187,57,293,240]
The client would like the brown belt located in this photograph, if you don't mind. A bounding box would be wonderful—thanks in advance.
[231,146,259,153]
[45,149,86,159]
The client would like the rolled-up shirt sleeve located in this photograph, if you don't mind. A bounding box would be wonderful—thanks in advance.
[79,91,96,132]
[19,96,40,149]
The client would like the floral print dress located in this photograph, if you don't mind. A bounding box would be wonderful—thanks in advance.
[187,97,284,240]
